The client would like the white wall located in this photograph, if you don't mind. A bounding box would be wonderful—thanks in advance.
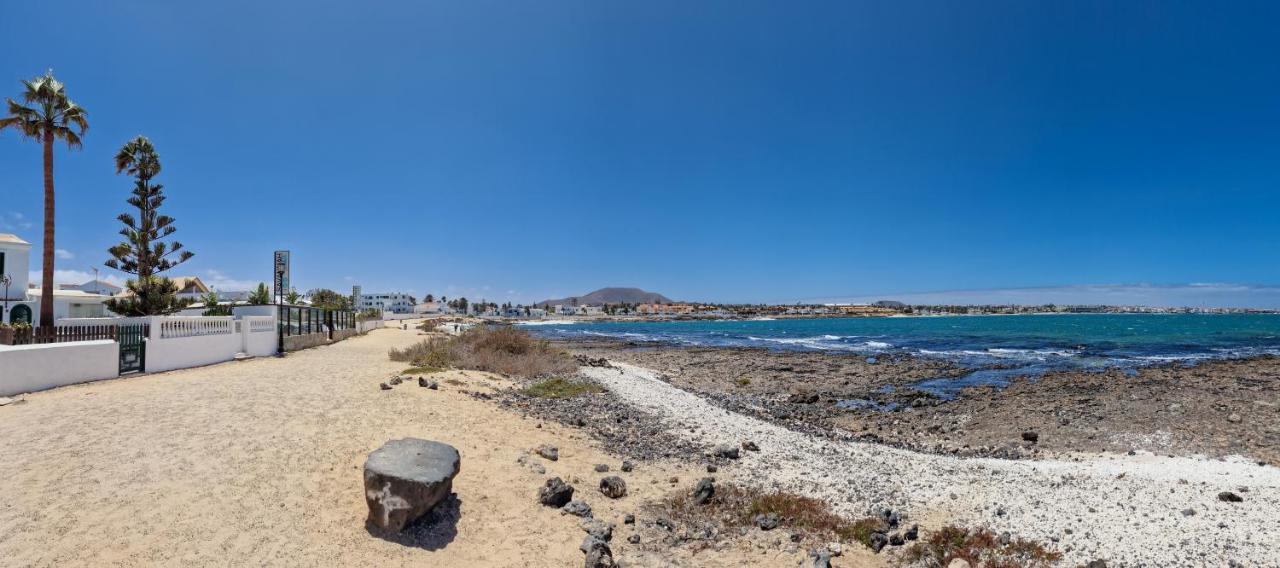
[145,316,279,372]
[358,319,385,333]
[0,340,118,396]
[60,315,281,374]
[242,316,277,357]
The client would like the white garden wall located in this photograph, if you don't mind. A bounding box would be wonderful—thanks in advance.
[145,316,279,373]
[0,340,118,396]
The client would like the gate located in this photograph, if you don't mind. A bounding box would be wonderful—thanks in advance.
[118,323,148,375]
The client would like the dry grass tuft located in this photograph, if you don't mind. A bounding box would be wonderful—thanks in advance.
[655,483,876,545]
[388,326,576,380]
[899,525,1062,568]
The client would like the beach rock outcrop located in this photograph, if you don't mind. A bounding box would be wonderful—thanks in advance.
[599,476,627,499]
[538,477,575,507]
[363,438,460,532]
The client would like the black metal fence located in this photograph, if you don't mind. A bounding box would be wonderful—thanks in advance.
[277,305,356,339]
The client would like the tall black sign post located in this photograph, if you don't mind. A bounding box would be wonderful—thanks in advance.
[274,250,290,353]
[273,250,290,305]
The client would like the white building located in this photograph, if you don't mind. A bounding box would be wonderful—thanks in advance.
[356,292,415,314]
[554,305,603,316]
[1,234,111,325]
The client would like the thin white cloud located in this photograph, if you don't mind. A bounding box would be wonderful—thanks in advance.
[203,269,261,292]
[1,211,34,232]
[54,248,74,260]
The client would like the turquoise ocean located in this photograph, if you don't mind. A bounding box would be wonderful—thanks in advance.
[522,314,1280,396]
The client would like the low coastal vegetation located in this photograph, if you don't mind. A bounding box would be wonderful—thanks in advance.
[653,482,1061,566]
[656,482,875,545]
[899,525,1062,568]
[388,326,577,379]
[521,377,605,399]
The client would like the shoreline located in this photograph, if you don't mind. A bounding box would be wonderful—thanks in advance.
[571,360,1279,566]
[555,337,1280,465]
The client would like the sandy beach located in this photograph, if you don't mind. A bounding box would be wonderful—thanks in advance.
[0,325,752,567]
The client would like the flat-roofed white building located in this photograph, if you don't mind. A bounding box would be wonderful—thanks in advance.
[357,292,415,314]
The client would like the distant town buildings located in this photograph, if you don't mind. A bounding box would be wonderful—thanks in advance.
[636,303,695,315]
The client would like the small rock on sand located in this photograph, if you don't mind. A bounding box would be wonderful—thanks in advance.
[580,535,614,568]
[563,500,593,518]
[1218,491,1243,503]
[809,550,833,568]
[713,444,740,459]
[1022,431,1039,443]
[537,445,559,461]
[599,476,627,499]
[581,518,614,541]
[693,477,715,504]
[947,559,972,568]
[753,512,780,530]
[538,477,574,507]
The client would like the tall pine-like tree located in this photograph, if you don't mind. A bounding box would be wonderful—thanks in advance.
[104,136,194,316]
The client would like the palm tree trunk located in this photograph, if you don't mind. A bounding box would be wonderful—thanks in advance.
[40,131,55,330]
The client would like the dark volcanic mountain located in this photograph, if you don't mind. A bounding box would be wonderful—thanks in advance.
[538,287,673,306]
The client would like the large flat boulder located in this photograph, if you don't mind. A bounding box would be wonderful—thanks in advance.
[364,438,461,531]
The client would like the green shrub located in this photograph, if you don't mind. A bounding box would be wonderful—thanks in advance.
[522,377,604,399]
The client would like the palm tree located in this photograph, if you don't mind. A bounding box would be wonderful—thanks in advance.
[0,71,88,329]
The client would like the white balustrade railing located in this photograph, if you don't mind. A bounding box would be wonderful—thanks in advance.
[159,316,234,339]
[246,316,275,333]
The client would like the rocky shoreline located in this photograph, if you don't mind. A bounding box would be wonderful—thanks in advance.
[555,339,1280,465]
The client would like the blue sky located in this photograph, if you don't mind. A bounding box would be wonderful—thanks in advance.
[2,1,1278,306]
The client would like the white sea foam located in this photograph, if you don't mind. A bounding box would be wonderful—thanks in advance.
[514,319,580,326]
